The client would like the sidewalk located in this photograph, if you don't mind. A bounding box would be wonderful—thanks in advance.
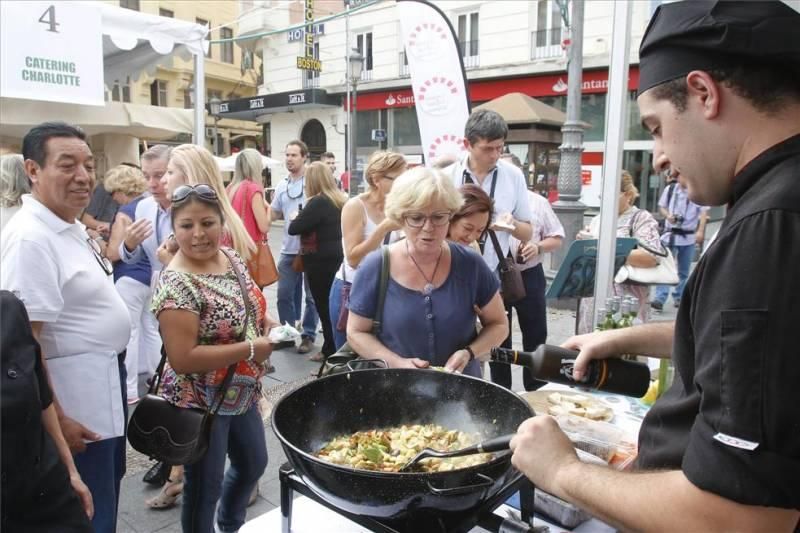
[116,224,681,532]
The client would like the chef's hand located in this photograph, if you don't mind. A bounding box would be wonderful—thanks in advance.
[510,416,580,496]
[393,357,429,370]
[444,349,472,373]
[123,218,153,252]
[59,415,101,454]
[561,330,620,382]
[70,473,94,519]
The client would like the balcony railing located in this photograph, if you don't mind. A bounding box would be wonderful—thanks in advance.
[360,69,373,82]
[459,40,480,69]
[399,51,410,77]
[302,75,320,89]
[531,29,564,60]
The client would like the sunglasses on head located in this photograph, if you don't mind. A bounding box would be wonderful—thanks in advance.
[171,184,218,203]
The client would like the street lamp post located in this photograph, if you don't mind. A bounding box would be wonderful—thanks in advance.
[347,48,364,197]
[209,95,222,156]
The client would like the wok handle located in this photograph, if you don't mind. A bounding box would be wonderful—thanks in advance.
[425,473,493,496]
[345,358,388,371]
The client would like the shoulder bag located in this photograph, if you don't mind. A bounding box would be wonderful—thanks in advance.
[127,249,253,465]
[487,229,526,303]
[614,209,679,286]
[320,246,390,377]
[232,182,279,288]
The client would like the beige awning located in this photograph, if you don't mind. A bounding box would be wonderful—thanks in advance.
[475,92,567,127]
[0,97,195,140]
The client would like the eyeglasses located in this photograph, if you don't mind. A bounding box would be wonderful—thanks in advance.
[87,238,113,276]
[403,211,452,228]
[171,184,218,203]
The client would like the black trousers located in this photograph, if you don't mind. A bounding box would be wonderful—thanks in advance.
[490,264,548,391]
[303,254,343,357]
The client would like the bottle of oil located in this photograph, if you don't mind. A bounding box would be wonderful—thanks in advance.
[489,345,651,397]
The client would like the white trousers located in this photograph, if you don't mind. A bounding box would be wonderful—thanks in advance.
[115,276,161,400]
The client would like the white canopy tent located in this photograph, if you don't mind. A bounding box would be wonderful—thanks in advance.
[0,1,209,143]
[214,154,280,173]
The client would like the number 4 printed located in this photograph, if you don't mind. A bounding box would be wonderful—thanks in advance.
[39,4,59,33]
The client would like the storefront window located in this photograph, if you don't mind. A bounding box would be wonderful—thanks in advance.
[538,93,606,142]
[392,107,421,146]
[356,109,380,148]
[626,91,650,141]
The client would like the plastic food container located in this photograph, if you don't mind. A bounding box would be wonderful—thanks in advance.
[534,490,591,528]
[556,414,638,469]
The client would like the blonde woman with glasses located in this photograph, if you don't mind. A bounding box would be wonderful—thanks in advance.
[330,151,407,350]
[347,167,507,376]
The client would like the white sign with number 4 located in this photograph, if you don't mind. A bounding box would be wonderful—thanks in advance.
[0,1,104,106]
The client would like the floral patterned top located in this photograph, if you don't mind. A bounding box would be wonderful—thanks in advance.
[151,248,267,416]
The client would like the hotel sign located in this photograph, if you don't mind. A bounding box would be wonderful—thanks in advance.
[296,0,322,72]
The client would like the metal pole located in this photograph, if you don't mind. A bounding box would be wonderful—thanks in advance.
[351,78,359,197]
[551,0,585,271]
[345,2,352,195]
[193,52,205,146]
[213,117,220,156]
[593,0,632,315]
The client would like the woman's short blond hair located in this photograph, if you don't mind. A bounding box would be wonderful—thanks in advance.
[385,167,464,225]
[364,151,407,189]
[103,165,147,197]
[168,144,256,259]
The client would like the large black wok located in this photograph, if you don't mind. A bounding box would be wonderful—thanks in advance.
[271,368,534,524]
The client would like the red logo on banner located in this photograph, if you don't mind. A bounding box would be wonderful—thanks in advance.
[417,76,459,116]
[428,134,466,161]
[408,22,448,61]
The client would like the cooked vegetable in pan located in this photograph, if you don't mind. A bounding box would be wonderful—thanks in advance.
[316,424,492,473]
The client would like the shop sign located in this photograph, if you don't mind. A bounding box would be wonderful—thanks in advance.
[0,1,104,105]
[371,129,386,142]
[287,23,324,43]
[296,0,322,72]
[288,92,306,104]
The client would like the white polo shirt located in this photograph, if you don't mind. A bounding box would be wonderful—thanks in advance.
[1,194,130,439]
[270,174,306,255]
[447,155,532,272]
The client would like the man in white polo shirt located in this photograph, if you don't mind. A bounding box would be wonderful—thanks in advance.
[1,122,131,533]
[446,110,533,385]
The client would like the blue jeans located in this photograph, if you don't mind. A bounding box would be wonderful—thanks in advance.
[181,404,268,533]
[73,353,127,533]
[329,277,349,350]
[654,243,694,304]
[277,253,318,340]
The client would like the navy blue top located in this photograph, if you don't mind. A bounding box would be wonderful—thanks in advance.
[349,242,499,377]
[113,195,152,286]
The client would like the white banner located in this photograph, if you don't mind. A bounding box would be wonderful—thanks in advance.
[0,1,104,106]
[397,0,470,166]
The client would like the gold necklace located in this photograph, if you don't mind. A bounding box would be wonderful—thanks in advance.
[406,240,444,295]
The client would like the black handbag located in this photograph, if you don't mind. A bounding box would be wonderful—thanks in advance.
[488,230,527,304]
[127,249,253,465]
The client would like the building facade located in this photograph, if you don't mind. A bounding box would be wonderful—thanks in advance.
[232,0,667,209]
[108,0,263,155]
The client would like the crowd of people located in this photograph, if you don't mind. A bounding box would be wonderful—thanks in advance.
[2,2,798,530]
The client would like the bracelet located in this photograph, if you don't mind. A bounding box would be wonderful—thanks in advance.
[247,339,255,362]
[464,345,476,361]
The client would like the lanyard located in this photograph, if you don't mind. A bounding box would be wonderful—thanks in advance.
[155,207,164,245]
[286,176,304,200]
[463,167,499,254]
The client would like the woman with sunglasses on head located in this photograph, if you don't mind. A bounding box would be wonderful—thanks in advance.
[346,167,508,375]
[329,151,407,351]
[288,162,348,362]
[150,184,271,533]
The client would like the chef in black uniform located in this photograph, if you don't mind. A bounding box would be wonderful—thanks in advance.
[1,291,93,532]
[509,1,800,530]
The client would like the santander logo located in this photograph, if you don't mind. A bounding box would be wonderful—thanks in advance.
[552,78,568,93]
[385,93,415,107]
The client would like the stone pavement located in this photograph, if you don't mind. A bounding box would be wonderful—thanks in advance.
[117,223,683,533]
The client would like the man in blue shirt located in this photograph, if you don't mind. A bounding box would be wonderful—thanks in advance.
[651,172,707,309]
[270,140,319,353]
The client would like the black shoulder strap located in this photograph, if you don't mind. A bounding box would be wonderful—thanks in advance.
[372,245,390,335]
[487,230,508,270]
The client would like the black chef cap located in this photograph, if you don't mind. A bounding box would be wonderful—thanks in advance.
[638,0,800,94]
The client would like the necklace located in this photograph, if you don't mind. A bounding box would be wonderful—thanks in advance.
[406,240,444,295]
[286,175,304,200]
